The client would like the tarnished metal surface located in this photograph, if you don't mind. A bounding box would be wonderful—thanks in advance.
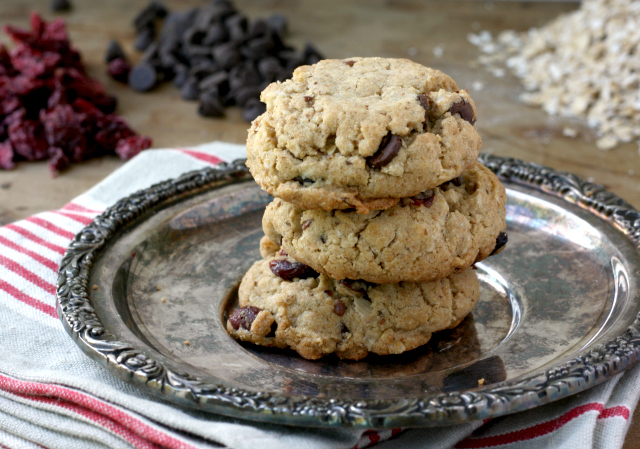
[57,156,640,428]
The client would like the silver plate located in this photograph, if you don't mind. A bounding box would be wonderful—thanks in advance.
[57,155,640,428]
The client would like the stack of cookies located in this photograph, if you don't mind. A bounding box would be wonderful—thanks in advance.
[227,57,507,361]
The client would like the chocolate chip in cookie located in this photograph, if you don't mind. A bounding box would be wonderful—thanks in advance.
[449,99,476,125]
[490,232,508,256]
[368,133,402,168]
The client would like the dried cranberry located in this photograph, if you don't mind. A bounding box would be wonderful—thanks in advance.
[47,146,69,176]
[269,259,318,281]
[115,135,152,160]
[8,119,48,161]
[40,104,86,152]
[228,306,262,331]
[108,58,131,83]
[411,191,435,207]
[0,141,15,169]
[94,116,135,152]
[0,13,151,173]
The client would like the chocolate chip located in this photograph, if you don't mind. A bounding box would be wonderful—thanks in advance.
[105,40,127,63]
[334,299,346,317]
[234,86,261,107]
[134,28,155,52]
[226,13,248,32]
[302,219,313,230]
[189,60,219,80]
[269,259,318,281]
[228,63,261,90]
[186,44,213,59]
[228,306,261,331]
[490,232,508,256]
[180,79,199,100]
[266,321,277,338]
[449,99,476,125]
[242,98,266,122]
[248,19,269,39]
[247,37,274,56]
[368,133,402,168]
[257,57,281,80]
[128,63,158,92]
[134,0,167,31]
[303,42,324,65]
[199,71,229,93]
[203,23,228,46]
[304,96,313,104]
[51,0,72,12]
[324,289,333,297]
[344,60,355,67]
[417,93,431,129]
[268,14,288,36]
[198,91,225,117]
[172,65,189,88]
[212,43,240,70]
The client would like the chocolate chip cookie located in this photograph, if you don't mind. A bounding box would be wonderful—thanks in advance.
[246,57,482,213]
[227,238,480,360]
[263,163,507,283]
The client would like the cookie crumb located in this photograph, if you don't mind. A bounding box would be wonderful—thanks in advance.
[184,340,190,346]
[161,297,167,303]
[157,286,162,291]
[562,127,578,138]
[478,378,485,386]
[472,81,484,92]
[433,46,443,58]
[92,285,98,290]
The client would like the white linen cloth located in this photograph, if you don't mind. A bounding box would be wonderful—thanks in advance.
[0,141,638,449]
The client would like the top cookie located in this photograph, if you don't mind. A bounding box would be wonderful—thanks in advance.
[246,57,482,213]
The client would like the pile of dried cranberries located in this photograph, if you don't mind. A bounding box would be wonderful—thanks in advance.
[0,13,151,175]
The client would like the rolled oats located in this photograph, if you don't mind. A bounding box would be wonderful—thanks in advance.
[469,0,640,152]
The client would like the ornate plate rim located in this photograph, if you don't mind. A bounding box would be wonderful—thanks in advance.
[56,155,640,428]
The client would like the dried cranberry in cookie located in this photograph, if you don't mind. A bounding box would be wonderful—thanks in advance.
[246,57,482,213]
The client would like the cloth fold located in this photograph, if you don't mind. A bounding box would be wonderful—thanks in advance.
[0,141,638,449]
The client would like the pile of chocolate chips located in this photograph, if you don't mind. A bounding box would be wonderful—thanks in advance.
[110,0,324,122]
[0,13,151,175]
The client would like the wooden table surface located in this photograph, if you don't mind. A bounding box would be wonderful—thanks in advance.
[1,0,639,445]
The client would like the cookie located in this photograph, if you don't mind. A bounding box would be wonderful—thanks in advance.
[263,163,507,283]
[227,238,480,360]
[246,57,482,213]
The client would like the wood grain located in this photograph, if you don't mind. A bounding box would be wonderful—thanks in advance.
[0,1,639,445]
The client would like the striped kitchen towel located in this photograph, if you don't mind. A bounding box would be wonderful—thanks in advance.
[0,141,638,449]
